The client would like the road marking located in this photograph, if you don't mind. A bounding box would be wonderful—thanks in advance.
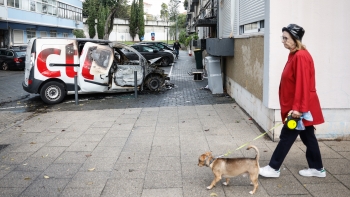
[0,106,26,110]
[169,63,174,77]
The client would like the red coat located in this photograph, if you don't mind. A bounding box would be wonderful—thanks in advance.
[279,50,324,126]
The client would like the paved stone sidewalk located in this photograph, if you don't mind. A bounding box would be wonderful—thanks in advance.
[0,50,349,197]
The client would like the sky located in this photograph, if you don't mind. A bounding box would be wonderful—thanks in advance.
[144,0,186,16]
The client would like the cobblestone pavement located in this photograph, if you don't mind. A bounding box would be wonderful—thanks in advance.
[0,50,349,197]
[0,50,234,132]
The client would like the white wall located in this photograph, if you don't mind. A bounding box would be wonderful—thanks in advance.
[264,0,350,109]
[262,0,350,139]
[83,18,174,42]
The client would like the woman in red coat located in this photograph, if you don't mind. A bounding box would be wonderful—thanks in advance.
[259,24,326,178]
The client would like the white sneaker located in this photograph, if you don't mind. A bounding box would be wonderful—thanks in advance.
[299,168,326,177]
[259,165,280,178]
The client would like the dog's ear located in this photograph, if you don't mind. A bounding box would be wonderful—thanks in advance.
[199,154,207,161]
[205,152,212,157]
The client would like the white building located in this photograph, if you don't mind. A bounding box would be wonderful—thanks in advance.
[84,18,174,43]
[187,0,350,140]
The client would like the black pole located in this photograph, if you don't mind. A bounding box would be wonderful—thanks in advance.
[134,71,137,98]
[74,75,78,105]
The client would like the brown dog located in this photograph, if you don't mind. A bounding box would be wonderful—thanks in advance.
[198,145,260,194]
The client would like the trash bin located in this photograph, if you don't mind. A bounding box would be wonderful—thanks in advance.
[194,49,203,69]
[205,56,223,94]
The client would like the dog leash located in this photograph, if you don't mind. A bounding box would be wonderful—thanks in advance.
[217,122,283,158]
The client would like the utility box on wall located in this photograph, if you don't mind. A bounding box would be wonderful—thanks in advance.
[206,38,234,56]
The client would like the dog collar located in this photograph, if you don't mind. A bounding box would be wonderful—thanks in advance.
[205,157,216,167]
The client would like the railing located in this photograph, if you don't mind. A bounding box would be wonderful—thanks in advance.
[195,0,217,21]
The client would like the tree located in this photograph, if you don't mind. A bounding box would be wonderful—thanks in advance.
[73,29,86,38]
[84,0,131,40]
[129,0,138,41]
[179,30,187,45]
[86,0,97,38]
[168,0,180,22]
[97,5,108,39]
[138,0,145,41]
[160,3,169,22]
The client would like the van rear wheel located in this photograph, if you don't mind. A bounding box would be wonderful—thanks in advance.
[40,81,66,104]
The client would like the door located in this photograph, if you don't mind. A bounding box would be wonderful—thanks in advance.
[78,42,113,92]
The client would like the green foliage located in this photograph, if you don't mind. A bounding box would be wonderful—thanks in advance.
[86,0,96,38]
[184,0,188,8]
[129,0,138,41]
[168,0,181,22]
[193,33,199,40]
[160,3,169,21]
[73,29,86,38]
[97,5,107,39]
[138,0,145,41]
[185,36,192,47]
[84,0,131,39]
[179,30,187,45]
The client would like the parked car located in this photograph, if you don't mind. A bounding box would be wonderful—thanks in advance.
[140,42,176,53]
[139,43,177,57]
[0,48,26,70]
[123,44,175,66]
[22,38,169,104]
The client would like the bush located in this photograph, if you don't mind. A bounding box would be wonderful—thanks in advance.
[73,29,86,38]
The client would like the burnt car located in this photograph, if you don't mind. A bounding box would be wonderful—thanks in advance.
[123,44,175,66]
[22,38,169,104]
[0,48,26,70]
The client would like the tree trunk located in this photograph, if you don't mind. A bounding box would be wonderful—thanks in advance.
[103,6,118,40]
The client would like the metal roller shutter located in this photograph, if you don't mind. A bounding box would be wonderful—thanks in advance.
[13,30,24,44]
[221,0,231,38]
[239,0,265,25]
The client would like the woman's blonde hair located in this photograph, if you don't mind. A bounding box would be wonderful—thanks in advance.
[291,39,306,53]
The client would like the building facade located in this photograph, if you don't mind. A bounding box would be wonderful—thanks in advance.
[0,0,83,48]
[83,18,175,43]
[187,0,350,141]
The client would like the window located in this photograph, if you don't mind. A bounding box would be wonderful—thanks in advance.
[0,0,5,5]
[13,30,24,43]
[49,30,56,37]
[7,51,14,56]
[63,33,68,37]
[21,0,30,10]
[30,0,35,11]
[27,28,36,39]
[240,20,265,34]
[40,31,47,37]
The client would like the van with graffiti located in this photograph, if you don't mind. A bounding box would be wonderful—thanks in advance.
[22,38,169,104]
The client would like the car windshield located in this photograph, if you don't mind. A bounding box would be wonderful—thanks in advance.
[142,46,154,52]
[155,44,164,49]
[15,51,26,57]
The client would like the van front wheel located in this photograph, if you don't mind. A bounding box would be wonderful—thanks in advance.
[40,81,66,104]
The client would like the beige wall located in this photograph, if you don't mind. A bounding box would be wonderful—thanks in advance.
[225,35,264,101]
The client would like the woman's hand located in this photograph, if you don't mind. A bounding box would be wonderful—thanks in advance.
[290,110,302,119]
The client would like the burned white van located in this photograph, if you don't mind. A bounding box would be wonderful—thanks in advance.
[22,38,169,104]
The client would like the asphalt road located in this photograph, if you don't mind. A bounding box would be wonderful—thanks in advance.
[0,50,234,131]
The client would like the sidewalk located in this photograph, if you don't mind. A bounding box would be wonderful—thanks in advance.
[0,51,349,197]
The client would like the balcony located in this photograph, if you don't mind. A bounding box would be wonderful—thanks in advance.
[194,0,217,27]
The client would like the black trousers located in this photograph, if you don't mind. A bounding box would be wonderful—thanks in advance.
[269,125,323,170]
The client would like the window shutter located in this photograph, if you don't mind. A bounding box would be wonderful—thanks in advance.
[13,30,24,44]
[220,0,231,38]
[239,0,265,25]
[40,31,47,37]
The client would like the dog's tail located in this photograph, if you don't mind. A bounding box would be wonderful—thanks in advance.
[247,145,260,162]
